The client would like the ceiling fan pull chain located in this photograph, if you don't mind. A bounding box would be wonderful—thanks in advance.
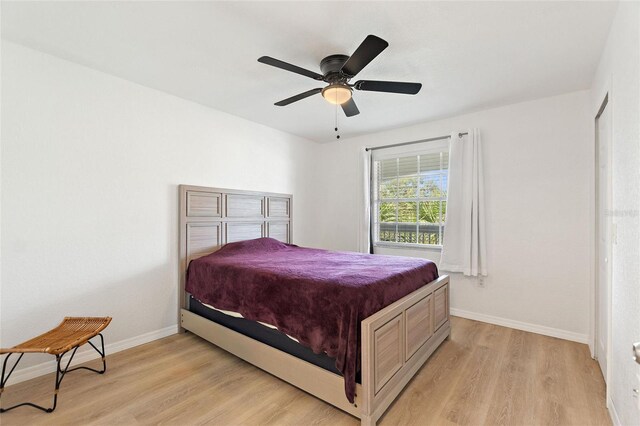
[335,101,340,140]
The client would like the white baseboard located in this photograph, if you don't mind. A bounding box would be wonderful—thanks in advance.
[607,396,621,426]
[6,325,178,385]
[6,314,588,385]
[450,308,589,344]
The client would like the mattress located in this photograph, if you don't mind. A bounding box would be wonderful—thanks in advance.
[189,296,345,377]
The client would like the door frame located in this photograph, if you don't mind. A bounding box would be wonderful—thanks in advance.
[593,91,612,394]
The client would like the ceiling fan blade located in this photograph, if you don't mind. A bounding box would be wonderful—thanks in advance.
[258,56,324,80]
[341,98,360,117]
[274,88,323,106]
[354,80,422,95]
[340,35,389,77]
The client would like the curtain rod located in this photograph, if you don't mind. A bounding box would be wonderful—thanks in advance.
[365,132,468,152]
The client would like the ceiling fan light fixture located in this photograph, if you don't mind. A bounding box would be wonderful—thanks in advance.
[322,84,352,105]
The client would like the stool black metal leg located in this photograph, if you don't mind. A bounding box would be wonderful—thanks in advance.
[51,354,62,413]
[1,353,24,412]
[0,352,57,413]
[51,346,79,412]
[0,334,107,414]
[66,334,107,374]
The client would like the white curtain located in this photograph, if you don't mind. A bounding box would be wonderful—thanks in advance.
[359,148,372,253]
[440,129,487,276]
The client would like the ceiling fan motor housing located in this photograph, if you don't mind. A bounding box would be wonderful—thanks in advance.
[320,54,350,81]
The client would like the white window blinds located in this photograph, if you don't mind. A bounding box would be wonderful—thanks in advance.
[372,141,449,247]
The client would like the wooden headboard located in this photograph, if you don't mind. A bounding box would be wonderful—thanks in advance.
[179,185,293,311]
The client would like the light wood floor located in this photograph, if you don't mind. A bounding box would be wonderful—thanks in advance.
[0,317,610,426]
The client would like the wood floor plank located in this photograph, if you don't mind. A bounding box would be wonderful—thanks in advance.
[439,323,511,425]
[484,328,537,425]
[0,317,610,426]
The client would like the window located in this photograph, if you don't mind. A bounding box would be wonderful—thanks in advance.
[372,142,449,247]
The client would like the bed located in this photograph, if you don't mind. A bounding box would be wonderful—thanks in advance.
[179,185,450,426]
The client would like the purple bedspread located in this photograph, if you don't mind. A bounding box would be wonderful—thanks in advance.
[186,238,438,402]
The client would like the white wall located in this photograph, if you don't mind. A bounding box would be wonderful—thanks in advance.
[315,91,593,342]
[590,2,640,424]
[0,41,320,376]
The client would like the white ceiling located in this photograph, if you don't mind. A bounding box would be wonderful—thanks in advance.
[2,1,617,143]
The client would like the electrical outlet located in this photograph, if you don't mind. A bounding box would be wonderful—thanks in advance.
[478,277,485,287]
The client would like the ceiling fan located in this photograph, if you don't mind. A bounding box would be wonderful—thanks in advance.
[258,35,422,117]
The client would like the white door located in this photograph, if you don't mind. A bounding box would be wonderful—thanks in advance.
[595,97,611,380]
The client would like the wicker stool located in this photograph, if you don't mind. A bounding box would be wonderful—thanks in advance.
[0,317,111,413]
